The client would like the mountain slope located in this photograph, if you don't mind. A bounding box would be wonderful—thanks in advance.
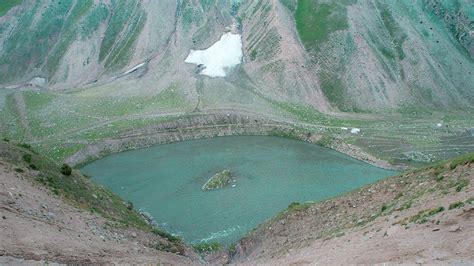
[1,0,472,111]
[231,153,474,264]
[0,0,176,89]
[291,0,474,111]
[0,140,199,264]
[0,1,473,174]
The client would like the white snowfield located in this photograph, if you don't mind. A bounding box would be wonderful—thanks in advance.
[351,128,361,134]
[185,32,243,78]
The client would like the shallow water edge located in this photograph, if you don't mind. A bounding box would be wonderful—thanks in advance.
[67,113,401,170]
[81,136,396,245]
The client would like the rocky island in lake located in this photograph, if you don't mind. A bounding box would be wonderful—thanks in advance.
[202,170,234,191]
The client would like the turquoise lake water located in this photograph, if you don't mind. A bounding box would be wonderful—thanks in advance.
[81,136,396,245]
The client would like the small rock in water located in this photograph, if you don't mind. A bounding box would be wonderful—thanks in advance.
[202,170,234,190]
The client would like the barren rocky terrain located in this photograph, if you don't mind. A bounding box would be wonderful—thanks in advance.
[0,0,472,170]
[0,0,473,264]
[0,141,200,264]
[1,139,473,265]
[232,155,474,264]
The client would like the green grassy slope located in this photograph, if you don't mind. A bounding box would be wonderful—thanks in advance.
[0,0,472,169]
[0,0,21,16]
[0,85,191,161]
[292,0,474,111]
[0,0,146,84]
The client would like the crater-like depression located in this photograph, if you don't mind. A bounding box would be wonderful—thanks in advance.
[82,136,395,245]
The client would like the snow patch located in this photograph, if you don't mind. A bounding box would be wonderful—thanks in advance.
[124,62,146,75]
[351,128,361,134]
[185,32,243,77]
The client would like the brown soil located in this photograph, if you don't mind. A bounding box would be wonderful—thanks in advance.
[1,141,473,265]
[231,162,474,264]
[0,159,199,265]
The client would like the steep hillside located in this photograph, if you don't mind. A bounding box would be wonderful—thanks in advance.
[231,153,474,264]
[1,0,472,110]
[291,0,474,111]
[0,140,199,264]
[0,1,473,180]
[0,0,176,89]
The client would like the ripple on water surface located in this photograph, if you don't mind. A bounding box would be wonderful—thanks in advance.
[81,136,396,245]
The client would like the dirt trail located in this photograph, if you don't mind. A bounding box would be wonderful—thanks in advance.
[12,92,32,140]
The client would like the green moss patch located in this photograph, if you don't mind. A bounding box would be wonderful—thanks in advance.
[202,170,233,190]
[0,0,22,16]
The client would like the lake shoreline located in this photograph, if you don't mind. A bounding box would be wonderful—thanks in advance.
[81,135,396,245]
[67,113,404,171]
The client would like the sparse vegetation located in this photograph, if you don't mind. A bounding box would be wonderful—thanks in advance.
[22,154,32,163]
[14,168,24,173]
[280,0,297,12]
[126,200,134,211]
[455,179,469,192]
[202,170,233,190]
[1,142,150,230]
[397,200,412,211]
[268,128,301,140]
[60,164,72,176]
[151,241,184,254]
[450,153,474,169]
[401,206,445,225]
[466,197,474,205]
[192,242,222,254]
[0,0,21,16]
[376,2,407,61]
[18,143,32,150]
[287,201,312,212]
[250,49,258,61]
[448,201,464,210]
[152,228,182,244]
[295,0,351,54]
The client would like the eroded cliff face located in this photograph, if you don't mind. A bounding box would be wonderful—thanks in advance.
[1,0,472,113]
[287,0,474,111]
[0,1,177,88]
[0,1,473,170]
